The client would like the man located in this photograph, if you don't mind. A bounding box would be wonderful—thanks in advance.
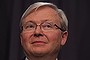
[20,2,68,60]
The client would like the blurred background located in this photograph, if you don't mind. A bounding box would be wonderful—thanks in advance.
[0,0,90,60]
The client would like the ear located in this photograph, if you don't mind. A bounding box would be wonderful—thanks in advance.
[61,31,68,45]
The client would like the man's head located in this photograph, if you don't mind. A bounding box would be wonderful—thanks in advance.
[20,2,68,59]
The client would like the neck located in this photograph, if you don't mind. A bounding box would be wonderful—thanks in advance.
[26,53,58,60]
[28,57,56,60]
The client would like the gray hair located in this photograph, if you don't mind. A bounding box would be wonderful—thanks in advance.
[20,2,68,31]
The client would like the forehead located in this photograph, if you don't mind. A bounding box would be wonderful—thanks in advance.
[23,6,62,24]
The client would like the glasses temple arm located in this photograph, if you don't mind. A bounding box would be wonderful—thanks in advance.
[54,24,66,32]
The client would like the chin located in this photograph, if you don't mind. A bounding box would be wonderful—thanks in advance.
[30,48,50,56]
[32,52,46,56]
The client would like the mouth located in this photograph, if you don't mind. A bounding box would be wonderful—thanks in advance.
[30,36,48,46]
[31,41,47,44]
[31,41,47,46]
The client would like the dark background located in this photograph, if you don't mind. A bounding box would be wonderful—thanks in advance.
[0,0,90,60]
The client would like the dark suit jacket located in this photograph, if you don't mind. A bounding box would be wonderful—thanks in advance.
[22,57,26,60]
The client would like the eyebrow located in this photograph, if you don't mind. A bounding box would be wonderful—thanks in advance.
[23,19,53,24]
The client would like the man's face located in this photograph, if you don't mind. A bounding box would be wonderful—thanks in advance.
[20,6,68,56]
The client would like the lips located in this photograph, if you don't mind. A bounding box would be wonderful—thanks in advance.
[30,37,48,45]
[31,41,47,44]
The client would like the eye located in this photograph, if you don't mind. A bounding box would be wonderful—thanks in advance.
[46,24,52,28]
[42,23,53,30]
[24,23,36,30]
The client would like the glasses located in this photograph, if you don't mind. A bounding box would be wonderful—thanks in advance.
[21,21,65,32]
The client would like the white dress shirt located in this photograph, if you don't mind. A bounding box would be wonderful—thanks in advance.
[25,57,58,60]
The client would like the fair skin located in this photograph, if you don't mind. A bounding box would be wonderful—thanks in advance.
[20,6,68,60]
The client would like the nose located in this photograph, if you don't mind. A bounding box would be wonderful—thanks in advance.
[34,25,43,37]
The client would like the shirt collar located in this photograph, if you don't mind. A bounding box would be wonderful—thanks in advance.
[25,57,58,60]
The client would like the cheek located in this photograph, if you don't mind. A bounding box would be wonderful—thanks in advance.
[44,32,62,52]
[45,32,62,43]
[21,34,28,42]
[20,32,32,44]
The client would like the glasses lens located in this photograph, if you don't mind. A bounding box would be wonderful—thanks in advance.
[41,22,54,30]
[23,22,36,31]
